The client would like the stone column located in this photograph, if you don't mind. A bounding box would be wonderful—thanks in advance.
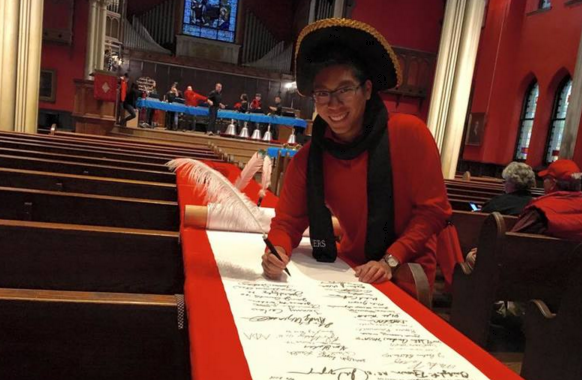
[15,0,45,133]
[0,0,44,133]
[85,0,98,78]
[559,27,582,159]
[85,0,111,78]
[0,0,19,131]
[426,0,487,179]
[95,0,112,72]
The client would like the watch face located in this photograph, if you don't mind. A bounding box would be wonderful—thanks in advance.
[388,257,399,268]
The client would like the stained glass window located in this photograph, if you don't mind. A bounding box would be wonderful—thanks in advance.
[545,78,572,164]
[182,0,238,43]
[539,0,551,9]
[514,82,539,161]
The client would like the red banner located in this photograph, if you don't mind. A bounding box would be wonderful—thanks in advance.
[93,73,117,102]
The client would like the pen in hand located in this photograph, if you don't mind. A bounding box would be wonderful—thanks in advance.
[263,235,291,276]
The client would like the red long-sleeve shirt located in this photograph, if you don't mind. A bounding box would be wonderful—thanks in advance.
[268,113,452,285]
[185,89,208,107]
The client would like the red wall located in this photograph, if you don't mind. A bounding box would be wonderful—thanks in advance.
[464,0,582,168]
[39,0,88,113]
[351,0,445,121]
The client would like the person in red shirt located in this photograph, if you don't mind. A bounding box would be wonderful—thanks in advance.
[184,85,207,107]
[183,85,208,131]
[512,159,582,238]
[261,19,452,296]
[117,73,129,124]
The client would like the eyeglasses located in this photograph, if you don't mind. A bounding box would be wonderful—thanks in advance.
[312,83,364,105]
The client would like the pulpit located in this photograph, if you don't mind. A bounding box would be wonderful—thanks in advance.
[72,78,116,135]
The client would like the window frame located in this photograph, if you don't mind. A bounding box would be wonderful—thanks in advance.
[543,76,573,164]
[514,81,539,161]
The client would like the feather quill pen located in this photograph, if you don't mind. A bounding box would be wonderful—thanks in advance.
[257,155,272,206]
[167,158,290,275]
[234,151,263,192]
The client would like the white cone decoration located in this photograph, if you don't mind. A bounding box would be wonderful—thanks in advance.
[225,119,236,136]
[287,128,296,144]
[262,124,272,141]
[239,122,250,138]
[251,128,262,140]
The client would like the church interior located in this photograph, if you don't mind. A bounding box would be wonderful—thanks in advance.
[1,0,581,379]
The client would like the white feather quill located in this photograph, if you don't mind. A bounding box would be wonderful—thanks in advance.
[168,158,291,276]
[167,158,267,234]
[234,151,264,191]
[258,155,272,205]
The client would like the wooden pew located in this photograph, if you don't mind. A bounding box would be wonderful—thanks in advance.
[53,129,210,150]
[0,219,183,294]
[451,210,517,254]
[0,135,219,163]
[0,187,179,231]
[447,178,545,197]
[451,212,579,346]
[0,168,177,201]
[0,154,177,183]
[521,255,582,380]
[0,288,190,380]
[1,130,211,156]
[0,146,174,172]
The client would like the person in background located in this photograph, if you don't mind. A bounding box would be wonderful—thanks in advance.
[250,93,263,112]
[184,85,208,131]
[184,85,208,107]
[268,95,283,140]
[481,162,535,216]
[238,93,249,113]
[146,80,158,128]
[207,82,225,135]
[512,159,582,238]
[249,93,264,134]
[117,73,129,125]
[467,159,582,269]
[121,83,140,126]
[164,84,180,131]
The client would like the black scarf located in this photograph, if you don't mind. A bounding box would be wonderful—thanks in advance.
[307,93,396,262]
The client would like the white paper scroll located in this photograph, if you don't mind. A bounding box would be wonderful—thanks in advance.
[208,231,490,380]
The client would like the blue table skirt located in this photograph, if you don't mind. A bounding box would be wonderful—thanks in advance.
[137,98,307,128]
[266,147,299,158]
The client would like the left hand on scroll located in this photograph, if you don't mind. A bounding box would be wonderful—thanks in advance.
[354,260,392,284]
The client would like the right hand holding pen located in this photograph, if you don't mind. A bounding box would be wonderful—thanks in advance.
[261,247,289,279]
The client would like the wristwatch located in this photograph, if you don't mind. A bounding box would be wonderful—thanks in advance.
[383,255,400,270]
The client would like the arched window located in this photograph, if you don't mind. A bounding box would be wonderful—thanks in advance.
[539,0,551,9]
[545,77,573,164]
[514,81,539,161]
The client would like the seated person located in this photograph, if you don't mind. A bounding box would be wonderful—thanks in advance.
[481,162,535,216]
[467,159,582,268]
[512,159,582,238]
[467,159,582,324]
